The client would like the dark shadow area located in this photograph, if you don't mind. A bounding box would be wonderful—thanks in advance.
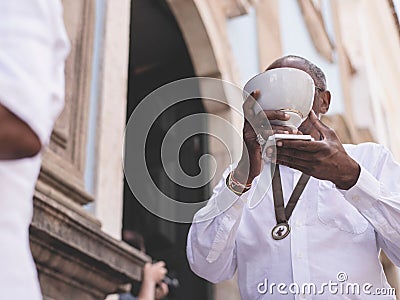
[123,1,212,299]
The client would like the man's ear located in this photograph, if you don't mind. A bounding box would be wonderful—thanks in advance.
[319,90,331,114]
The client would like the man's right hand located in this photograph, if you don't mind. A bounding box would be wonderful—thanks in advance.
[233,90,299,185]
[143,261,167,285]
[139,261,169,300]
[155,282,169,300]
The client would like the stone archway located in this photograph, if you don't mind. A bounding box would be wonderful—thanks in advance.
[165,2,245,300]
[167,0,245,163]
[167,0,233,79]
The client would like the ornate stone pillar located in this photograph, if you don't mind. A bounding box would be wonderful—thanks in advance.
[30,1,147,299]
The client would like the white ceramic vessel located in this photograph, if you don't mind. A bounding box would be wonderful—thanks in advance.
[243,67,315,128]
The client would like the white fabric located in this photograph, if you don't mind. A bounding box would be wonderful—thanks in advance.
[0,1,69,299]
[187,143,400,299]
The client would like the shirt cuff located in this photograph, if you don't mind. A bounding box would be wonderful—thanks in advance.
[194,182,247,223]
[339,166,380,212]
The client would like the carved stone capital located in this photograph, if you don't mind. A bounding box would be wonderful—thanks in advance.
[220,0,253,18]
[31,191,149,299]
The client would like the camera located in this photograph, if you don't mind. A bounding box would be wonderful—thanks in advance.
[162,275,180,289]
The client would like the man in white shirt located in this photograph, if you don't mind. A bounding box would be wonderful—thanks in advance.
[0,1,70,299]
[187,55,400,299]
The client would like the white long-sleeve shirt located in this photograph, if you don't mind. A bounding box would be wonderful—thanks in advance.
[0,1,69,299]
[187,143,400,299]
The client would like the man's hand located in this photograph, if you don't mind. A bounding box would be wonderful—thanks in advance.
[275,111,360,190]
[139,261,168,300]
[143,261,167,284]
[234,90,300,185]
[155,282,168,300]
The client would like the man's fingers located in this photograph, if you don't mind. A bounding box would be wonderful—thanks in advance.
[254,110,290,125]
[155,282,169,299]
[258,126,301,141]
[272,129,290,135]
[158,282,169,293]
[275,155,311,173]
[265,110,291,121]
[272,125,299,134]
[154,261,166,268]
[253,110,291,132]
[259,129,291,140]
[308,110,334,139]
[259,129,275,139]
[276,148,317,161]
[243,90,260,119]
[276,139,323,152]
[275,153,314,171]
[309,110,323,132]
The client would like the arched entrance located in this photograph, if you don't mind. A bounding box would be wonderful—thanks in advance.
[123,1,216,299]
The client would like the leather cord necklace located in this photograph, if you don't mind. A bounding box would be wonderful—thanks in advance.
[271,163,310,240]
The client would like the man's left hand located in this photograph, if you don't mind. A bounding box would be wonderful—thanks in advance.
[155,282,169,300]
[275,111,361,190]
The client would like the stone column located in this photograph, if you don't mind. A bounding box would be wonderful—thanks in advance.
[30,1,149,299]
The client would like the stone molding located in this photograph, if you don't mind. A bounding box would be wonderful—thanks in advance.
[42,0,96,206]
[31,190,149,299]
[30,1,148,299]
[220,0,252,18]
[297,0,335,62]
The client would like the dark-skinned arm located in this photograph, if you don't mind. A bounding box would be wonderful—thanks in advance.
[277,111,400,265]
[275,110,360,190]
[0,103,41,160]
[187,90,302,283]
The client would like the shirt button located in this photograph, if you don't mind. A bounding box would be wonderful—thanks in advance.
[352,195,360,202]
[300,293,306,299]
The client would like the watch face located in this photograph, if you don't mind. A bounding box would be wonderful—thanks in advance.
[271,222,290,240]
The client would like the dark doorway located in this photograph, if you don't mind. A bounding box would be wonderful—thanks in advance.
[123,1,211,299]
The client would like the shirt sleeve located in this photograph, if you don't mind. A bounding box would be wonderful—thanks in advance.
[340,144,400,265]
[0,0,70,146]
[186,165,249,283]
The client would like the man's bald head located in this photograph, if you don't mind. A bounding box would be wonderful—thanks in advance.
[267,55,327,91]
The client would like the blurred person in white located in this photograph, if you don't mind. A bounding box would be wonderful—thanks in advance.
[187,55,400,299]
[0,0,69,299]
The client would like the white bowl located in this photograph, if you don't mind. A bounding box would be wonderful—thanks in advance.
[243,67,315,128]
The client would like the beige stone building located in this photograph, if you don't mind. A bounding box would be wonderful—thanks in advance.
[30,0,400,299]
